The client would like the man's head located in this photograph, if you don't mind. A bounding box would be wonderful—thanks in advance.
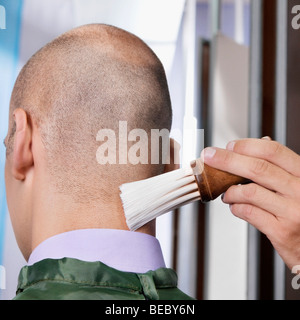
[4,24,173,260]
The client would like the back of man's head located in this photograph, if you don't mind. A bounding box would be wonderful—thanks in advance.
[7,24,172,204]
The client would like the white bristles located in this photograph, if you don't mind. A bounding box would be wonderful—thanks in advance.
[120,166,201,231]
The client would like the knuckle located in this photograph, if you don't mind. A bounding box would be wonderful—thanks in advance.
[242,204,255,220]
[231,203,254,221]
[222,150,234,167]
[250,159,269,177]
[241,183,258,200]
[266,141,282,159]
[233,140,247,155]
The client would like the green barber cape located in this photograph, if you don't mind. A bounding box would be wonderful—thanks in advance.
[14,258,194,300]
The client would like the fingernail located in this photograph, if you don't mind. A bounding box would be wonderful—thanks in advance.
[226,141,235,151]
[262,136,272,141]
[202,147,216,161]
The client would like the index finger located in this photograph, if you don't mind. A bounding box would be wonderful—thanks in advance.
[201,147,297,197]
[227,139,300,178]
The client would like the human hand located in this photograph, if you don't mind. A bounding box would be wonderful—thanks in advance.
[201,138,300,270]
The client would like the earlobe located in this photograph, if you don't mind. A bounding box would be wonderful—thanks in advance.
[12,108,34,181]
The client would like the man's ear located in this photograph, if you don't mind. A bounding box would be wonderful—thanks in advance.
[12,108,34,181]
[164,138,181,173]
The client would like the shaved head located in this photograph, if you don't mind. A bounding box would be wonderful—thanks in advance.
[7,24,172,204]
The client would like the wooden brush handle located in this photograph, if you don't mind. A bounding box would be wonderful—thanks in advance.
[190,159,250,202]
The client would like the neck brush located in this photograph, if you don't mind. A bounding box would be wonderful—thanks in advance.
[120,159,249,231]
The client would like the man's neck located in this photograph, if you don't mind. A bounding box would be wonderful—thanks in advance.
[29,190,155,260]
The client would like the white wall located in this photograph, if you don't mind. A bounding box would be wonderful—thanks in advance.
[205,33,249,300]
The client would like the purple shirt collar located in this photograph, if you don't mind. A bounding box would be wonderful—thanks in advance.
[27,229,166,273]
